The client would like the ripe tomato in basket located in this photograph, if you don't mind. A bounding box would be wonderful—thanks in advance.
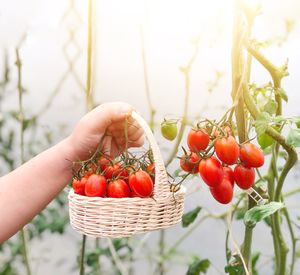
[146,163,155,181]
[129,170,154,198]
[107,179,131,198]
[72,178,86,195]
[187,128,210,152]
[85,174,107,197]
[98,156,111,172]
[104,163,128,179]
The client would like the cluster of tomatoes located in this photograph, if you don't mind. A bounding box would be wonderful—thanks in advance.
[72,153,155,198]
[179,126,265,204]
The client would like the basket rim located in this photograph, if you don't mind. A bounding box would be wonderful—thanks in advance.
[68,186,186,202]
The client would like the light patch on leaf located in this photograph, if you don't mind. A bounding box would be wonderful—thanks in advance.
[244,202,285,226]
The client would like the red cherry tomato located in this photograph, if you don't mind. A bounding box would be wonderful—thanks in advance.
[234,165,255,190]
[210,178,233,204]
[98,156,111,171]
[104,163,128,179]
[215,136,240,165]
[146,163,155,180]
[85,174,107,197]
[240,143,265,168]
[72,178,86,195]
[223,166,235,186]
[129,170,154,198]
[107,179,130,198]
[198,157,224,187]
[187,129,210,152]
[83,163,98,177]
[180,152,201,174]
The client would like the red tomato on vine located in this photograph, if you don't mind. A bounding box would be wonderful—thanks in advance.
[239,143,265,168]
[180,152,201,174]
[210,178,233,204]
[187,129,210,152]
[198,157,224,187]
[215,136,239,165]
[234,165,255,190]
[223,166,235,186]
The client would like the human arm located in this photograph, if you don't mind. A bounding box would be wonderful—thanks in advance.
[0,102,144,243]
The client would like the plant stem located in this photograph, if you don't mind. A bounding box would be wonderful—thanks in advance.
[140,26,155,130]
[16,47,32,275]
[231,1,254,272]
[156,39,200,275]
[158,230,165,275]
[95,238,101,273]
[79,2,94,275]
[165,39,200,166]
[283,187,300,198]
[242,69,297,275]
[107,239,128,275]
[282,204,296,275]
[79,235,86,275]
[86,0,94,111]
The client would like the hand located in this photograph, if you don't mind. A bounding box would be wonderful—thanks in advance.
[69,102,144,160]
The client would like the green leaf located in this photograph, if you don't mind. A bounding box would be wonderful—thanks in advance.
[224,265,243,275]
[182,207,201,228]
[0,262,17,275]
[257,132,275,149]
[251,252,261,275]
[263,100,278,115]
[292,116,300,128]
[255,112,272,136]
[287,128,300,147]
[275,88,288,102]
[244,202,285,226]
[273,116,284,123]
[186,257,210,275]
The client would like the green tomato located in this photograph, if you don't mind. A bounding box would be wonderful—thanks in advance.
[161,120,178,141]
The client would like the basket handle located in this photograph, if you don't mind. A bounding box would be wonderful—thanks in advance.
[131,111,169,199]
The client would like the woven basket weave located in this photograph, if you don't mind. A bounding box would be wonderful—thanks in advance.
[68,111,186,238]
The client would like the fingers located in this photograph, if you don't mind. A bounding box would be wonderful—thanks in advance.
[110,134,145,157]
[113,130,144,148]
[76,102,134,136]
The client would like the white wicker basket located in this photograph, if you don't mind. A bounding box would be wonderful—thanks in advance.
[68,111,186,238]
